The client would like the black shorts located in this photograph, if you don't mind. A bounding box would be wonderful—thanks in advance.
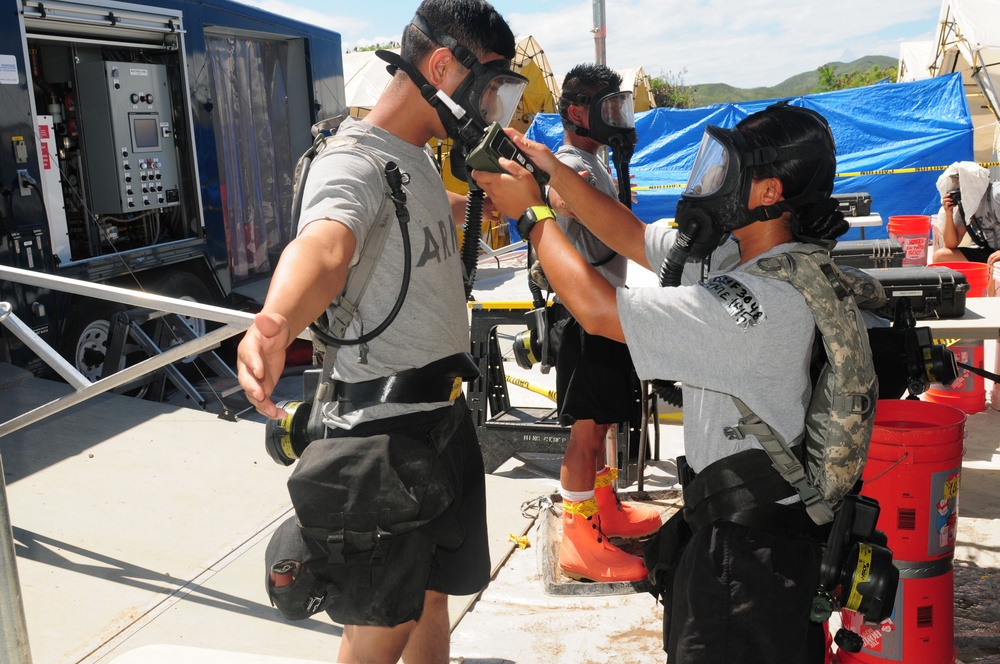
[666,520,826,663]
[552,306,639,427]
[956,245,996,263]
[324,402,490,618]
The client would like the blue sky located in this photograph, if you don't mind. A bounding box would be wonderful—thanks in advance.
[238,0,943,88]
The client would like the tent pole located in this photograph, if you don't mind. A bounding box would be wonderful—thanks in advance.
[592,0,606,65]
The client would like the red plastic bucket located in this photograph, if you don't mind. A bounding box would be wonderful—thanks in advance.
[887,215,931,266]
[924,342,986,414]
[925,261,990,414]
[840,400,965,663]
[930,261,990,297]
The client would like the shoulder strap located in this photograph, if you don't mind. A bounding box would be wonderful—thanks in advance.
[303,134,395,344]
[725,395,831,524]
[730,245,876,525]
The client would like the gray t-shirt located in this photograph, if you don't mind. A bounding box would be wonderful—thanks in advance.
[298,117,468,426]
[617,222,816,473]
[955,180,1000,249]
[552,145,627,287]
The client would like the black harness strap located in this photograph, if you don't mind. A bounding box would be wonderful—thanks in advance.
[682,449,795,530]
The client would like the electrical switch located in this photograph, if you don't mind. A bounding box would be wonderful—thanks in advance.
[12,136,28,163]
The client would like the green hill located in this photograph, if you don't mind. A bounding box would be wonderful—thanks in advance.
[688,55,898,107]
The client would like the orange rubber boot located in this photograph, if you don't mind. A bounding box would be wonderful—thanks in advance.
[559,499,648,583]
[594,467,662,539]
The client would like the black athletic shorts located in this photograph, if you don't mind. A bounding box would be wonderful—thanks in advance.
[956,245,996,263]
[551,305,639,427]
[323,402,490,618]
[666,520,826,663]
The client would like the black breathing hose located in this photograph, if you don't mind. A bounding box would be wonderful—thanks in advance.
[527,272,546,310]
[650,213,715,408]
[610,138,635,211]
[309,161,412,348]
[460,186,486,300]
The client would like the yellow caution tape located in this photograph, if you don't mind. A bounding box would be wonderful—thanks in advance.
[563,497,600,518]
[505,374,558,402]
[594,467,619,488]
[508,534,531,550]
[632,183,686,191]
[632,161,1000,192]
[836,160,1000,178]
[935,338,963,347]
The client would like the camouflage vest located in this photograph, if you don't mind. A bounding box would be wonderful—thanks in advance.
[728,245,878,525]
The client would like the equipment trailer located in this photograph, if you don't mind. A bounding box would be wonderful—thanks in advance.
[0,0,345,380]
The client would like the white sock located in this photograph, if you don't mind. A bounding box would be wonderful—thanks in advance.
[560,487,595,503]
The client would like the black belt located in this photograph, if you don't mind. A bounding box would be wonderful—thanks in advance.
[333,352,479,412]
[681,449,829,542]
[719,503,831,543]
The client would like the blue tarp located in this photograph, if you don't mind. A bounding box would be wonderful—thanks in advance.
[524,73,973,241]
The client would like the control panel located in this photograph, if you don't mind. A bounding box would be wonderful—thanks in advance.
[75,61,181,215]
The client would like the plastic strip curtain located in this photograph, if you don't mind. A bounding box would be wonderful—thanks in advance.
[206,35,295,280]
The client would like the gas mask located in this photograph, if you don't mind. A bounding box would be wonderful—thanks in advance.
[672,123,828,262]
[561,87,638,151]
[375,14,527,146]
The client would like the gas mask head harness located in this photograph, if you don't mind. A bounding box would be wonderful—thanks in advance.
[376,15,546,300]
[375,14,526,147]
[560,86,638,154]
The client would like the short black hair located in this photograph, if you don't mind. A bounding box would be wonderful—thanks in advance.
[401,0,516,69]
[558,63,623,129]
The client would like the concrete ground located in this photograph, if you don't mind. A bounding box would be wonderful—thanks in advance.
[2,249,1000,663]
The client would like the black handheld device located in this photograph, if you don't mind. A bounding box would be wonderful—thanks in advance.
[465,121,549,188]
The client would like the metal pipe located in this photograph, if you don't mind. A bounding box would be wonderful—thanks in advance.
[0,302,89,389]
[0,452,33,664]
[0,265,254,327]
[0,322,244,439]
[592,0,606,66]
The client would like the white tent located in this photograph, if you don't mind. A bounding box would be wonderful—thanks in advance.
[343,50,395,117]
[616,67,656,111]
[918,0,1000,160]
[897,41,936,81]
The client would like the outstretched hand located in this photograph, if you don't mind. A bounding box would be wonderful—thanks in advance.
[237,311,292,419]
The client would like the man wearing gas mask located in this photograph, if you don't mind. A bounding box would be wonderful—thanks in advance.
[541,64,660,583]
[237,1,520,662]
[473,104,863,663]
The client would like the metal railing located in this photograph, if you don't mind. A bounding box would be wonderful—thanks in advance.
[0,263,257,663]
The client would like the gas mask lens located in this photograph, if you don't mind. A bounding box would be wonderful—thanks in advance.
[473,71,528,127]
[684,129,732,197]
[598,91,635,129]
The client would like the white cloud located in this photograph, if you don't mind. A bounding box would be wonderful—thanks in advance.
[233,0,943,88]
[505,0,941,87]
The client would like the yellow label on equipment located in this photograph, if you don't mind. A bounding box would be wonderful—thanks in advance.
[845,543,873,611]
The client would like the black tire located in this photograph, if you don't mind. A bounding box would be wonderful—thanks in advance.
[59,298,150,396]
[60,299,125,382]
[145,270,220,341]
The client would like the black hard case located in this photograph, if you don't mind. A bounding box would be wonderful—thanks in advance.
[833,192,873,217]
[860,266,969,319]
[832,239,905,269]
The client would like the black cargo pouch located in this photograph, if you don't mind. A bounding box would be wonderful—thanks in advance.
[264,396,468,626]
